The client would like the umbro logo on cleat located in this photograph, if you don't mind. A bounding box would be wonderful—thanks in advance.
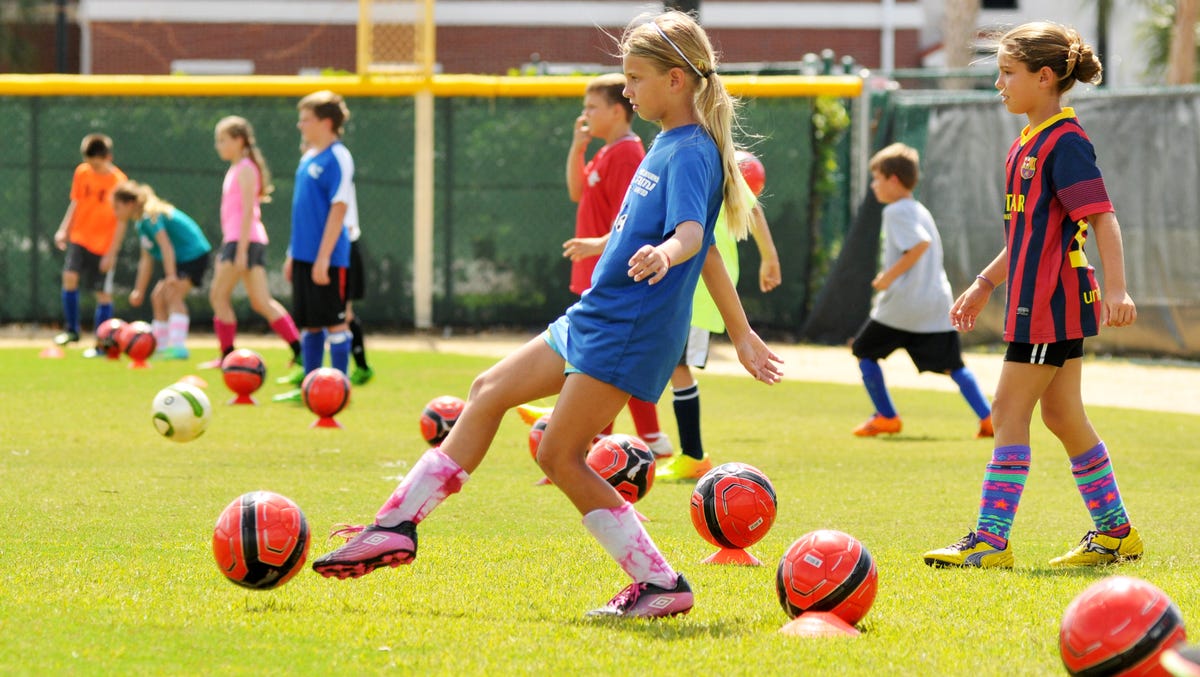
[364,534,391,545]
[647,597,675,609]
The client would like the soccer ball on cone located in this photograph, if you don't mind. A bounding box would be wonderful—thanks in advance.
[212,491,311,590]
[95,318,127,358]
[776,529,878,627]
[690,462,777,550]
[221,349,266,403]
[301,368,351,422]
[586,434,655,503]
[421,395,465,446]
[1060,575,1186,677]
[151,382,212,442]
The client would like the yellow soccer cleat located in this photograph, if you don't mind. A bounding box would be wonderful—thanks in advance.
[654,454,713,482]
[923,531,1014,568]
[516,404,553,426]
[1049,527,1143,567]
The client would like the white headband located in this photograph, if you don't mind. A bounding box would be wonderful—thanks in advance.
[652,21,710,79]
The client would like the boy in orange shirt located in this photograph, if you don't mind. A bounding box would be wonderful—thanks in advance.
[53,134,128,348]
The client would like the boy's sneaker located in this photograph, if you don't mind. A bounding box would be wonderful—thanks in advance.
[516,404,553,425]
[1049,527,1143,567]
[1162,645,1200,677]
[349,366,375,386]
[272,389,302,404]
[54,331,80,346]
[81,347,104,359]
[655,454,713,482]
[645,434,674,459]
[923,531,1014,568]
[853,414,901,437]
[311,521,418,579]
[158,346,189,360]
[586,574,693,618]
[276,365,305,386]
[977,415,994,438]
[197,356,224,370]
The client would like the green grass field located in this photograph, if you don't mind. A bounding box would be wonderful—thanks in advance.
[0,345,1196,675]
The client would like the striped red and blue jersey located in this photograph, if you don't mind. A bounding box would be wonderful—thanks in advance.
[1002,108,1112,343]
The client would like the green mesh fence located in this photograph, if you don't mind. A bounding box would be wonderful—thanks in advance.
[0,95,842,334]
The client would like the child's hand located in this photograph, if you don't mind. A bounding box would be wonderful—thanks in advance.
[572,114,591,146]
[563,237,604,261]
[871,272,890,290]
[1102,289,1137,327]
[733,330,783,385]
[53,229,68,251]
[627,245,670,285]
[129,289,143,307]
[759,258,781,292]
[950,282,993,332]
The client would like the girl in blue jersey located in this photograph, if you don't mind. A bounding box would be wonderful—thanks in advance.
[924,22,1140,570]
[113,181,212,359]
[312,10,782,618]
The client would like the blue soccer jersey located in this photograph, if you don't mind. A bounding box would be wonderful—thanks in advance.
[137,208,212,263]
[562,124,722,402]
[290,141,354,268]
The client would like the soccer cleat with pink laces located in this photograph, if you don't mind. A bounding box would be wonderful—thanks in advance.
[586,574,694,618]
[311,521,418,579]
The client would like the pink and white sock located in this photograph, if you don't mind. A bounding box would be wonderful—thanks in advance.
[151,320,168,347]
[375,448,470,527]
[582,502,677,588]
[167,312,189,348]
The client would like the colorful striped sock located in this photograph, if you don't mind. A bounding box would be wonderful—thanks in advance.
[1070,442,1131,537]
[975,445,1031,548]
[858,358,897,419]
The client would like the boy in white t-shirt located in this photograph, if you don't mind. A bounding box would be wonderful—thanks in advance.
[850,143,993,438]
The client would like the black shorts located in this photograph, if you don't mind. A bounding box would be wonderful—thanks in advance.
[63,243,114,294]
[218,241,269,268]
[291,260,347,328]
[176,253,211,288]
[346,240,365,301]
[1004,339,1084,367]
[851,319,965,373]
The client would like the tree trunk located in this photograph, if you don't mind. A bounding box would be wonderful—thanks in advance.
[1167,0,1198,84]
[942,0,981,89]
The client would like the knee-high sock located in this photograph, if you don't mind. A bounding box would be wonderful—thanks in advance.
[582,501,676,588]
[672,383,703,460]
[167,313,189,348]
[328,330,352,375]
[63,289,80,334]
[975,445,1031,548]
[349,316,369,370]
[376,448,469,527]
[950,367,991,419]
[627,398,661,441]
[93,303,112,331]
[214,318,237,355]
[152,320,169,347]
[269,314,301,361]
[301,330,326,374]
[858,358,897,418]
[1070,442,1131,537]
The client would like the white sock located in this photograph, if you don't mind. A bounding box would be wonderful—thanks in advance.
[375,448,469,527]
[167,312,189,348]
[152,320,168,347]
[582,502,676,588]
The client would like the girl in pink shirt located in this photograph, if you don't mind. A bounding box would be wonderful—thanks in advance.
[202,116,302,370]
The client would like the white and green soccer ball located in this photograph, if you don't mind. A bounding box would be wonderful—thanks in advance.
[151,382,212,442]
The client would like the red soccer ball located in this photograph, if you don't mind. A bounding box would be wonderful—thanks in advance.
[123,321,157,361]
[420,395,465,446]
[690,462,777,550]
[776,529,878,626]
[301,368,351,418]
[212,491,311,590]
[221,348,266,396]
[1060,576,1186,676]
[586,434,655,503]
[736,149,766,197]
[95,318,127,358]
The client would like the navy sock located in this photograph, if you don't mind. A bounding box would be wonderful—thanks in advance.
[93,303,113,332]
[349,317,368,369]
[328,330,352,375]
[858,358,897,418]
[301,330,326,375]
[672,384,703,460]
[951,367,991,419]
[63,289,80,334]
